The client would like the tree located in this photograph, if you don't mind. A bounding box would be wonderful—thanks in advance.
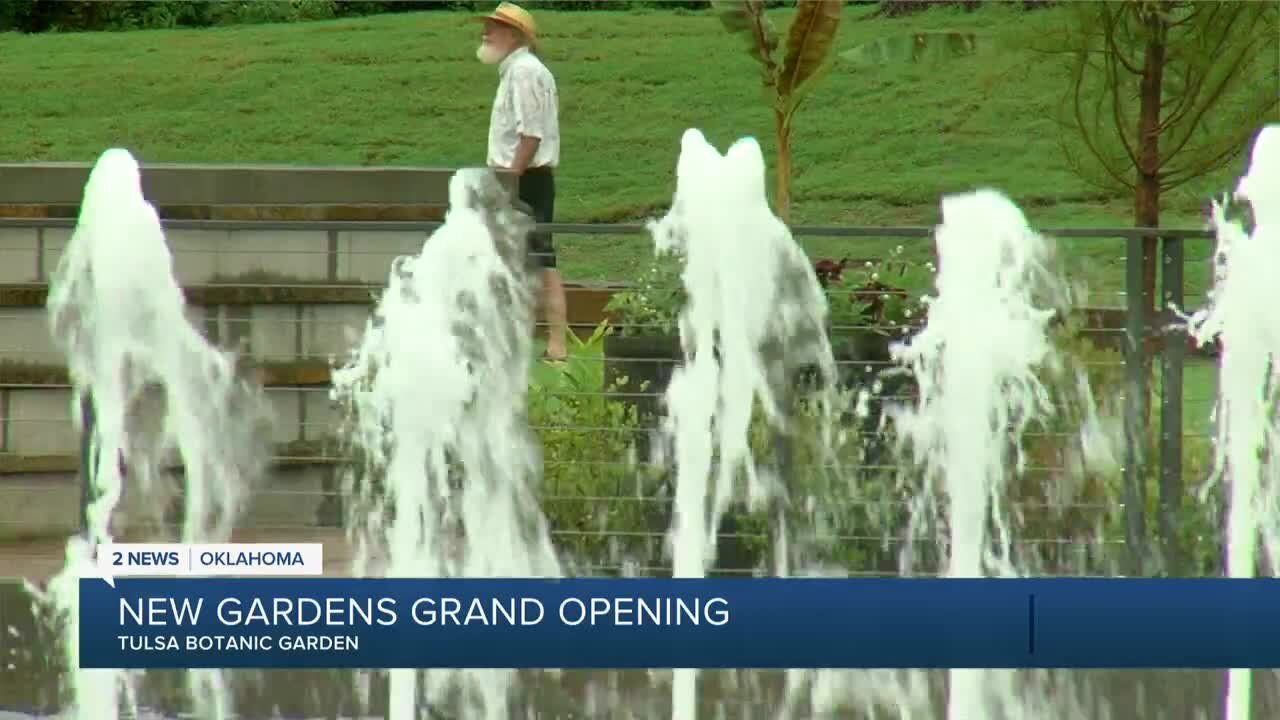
[1044,1,1277,572]
[1049,1,1278,315]
[714,0,844,222]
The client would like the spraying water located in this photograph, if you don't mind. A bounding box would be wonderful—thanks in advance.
[650,130,835,719]
[32,148,271,719]
[891,190,1069,719]
[332,168,562,720]
[1188,124,1280,720]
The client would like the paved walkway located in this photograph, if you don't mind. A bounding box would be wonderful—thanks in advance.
[0,528,375,584]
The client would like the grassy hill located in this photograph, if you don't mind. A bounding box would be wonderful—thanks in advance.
[0,4,1264,294]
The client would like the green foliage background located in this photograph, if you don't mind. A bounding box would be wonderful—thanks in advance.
[0,0,801,33]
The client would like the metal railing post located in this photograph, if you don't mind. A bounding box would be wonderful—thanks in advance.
[769,422,793,577]
[1123,233,1149,573]
[78,392,95,535]
[1159,234,1185,573]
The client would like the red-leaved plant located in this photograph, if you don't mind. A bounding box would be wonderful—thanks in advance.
[814,254,920,336]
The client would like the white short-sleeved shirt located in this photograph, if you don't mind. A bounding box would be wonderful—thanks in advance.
[487,47,560,170]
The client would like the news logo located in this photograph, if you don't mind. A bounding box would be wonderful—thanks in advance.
[93,542,324,586]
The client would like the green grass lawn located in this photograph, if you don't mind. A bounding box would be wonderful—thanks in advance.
[0,4,1256,296]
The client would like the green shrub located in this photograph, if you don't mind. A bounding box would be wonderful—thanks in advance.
[530,321,662,573]
[602,252,685,338]
[0,1,197,32]
[207,1,341,27]
[752,387,899,574]
[0,0,348,32]
[0,0,783,33]
[1016,320,1219,576]
[334,319,658,574]
[332,308,1215,578]
[723,316,1219,578]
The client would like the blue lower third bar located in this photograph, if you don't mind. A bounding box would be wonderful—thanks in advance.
[78,578,1280,669]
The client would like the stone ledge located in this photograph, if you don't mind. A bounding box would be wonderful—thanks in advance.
[0,359,336,388]
[0,204,451,221]
[0,162,515,207]
[0,281,382,307]
[0,280,625,308]
[0,438,343,476]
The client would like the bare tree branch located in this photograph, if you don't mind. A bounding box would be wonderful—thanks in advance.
[1159,7,1275,174]
[1102,4,1144,76]
[1160,125,1264,189]
[1104,23,1140,169]
[1067,29,1136,190]
[1052,0,1277,202]
[1156,3,1246,135]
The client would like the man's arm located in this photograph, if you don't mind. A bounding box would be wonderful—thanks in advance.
[510,134,541,175]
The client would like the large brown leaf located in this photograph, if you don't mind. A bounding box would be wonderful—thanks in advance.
[713,0,780,88]
[777,0,844,113]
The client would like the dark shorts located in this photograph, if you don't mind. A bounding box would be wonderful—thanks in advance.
[518,166,556,270]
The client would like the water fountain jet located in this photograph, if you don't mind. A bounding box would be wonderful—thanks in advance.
[32,148,271,720]
[648,129,835,719]
[332,168,562,720]
[891,189,1070,719]
[1189,124,1280,720]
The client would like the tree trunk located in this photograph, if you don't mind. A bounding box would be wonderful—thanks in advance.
[1133,3,1168,571]
[774,109,792,223]
[1135,9,1166,314]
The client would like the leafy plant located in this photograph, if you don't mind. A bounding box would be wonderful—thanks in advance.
[529,320,662,572]
[814,245,933,338]
[602,252,686,338]
[586,278,1221,578]
[714,0,844,222]
[608,244,938,347]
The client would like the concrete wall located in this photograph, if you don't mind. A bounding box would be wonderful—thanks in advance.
[0,164,531,541]
[0,385,346,455]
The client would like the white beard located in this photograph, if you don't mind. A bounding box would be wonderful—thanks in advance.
[476,43,504,65]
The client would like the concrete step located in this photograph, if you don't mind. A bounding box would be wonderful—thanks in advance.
[0,301,374,365]
[0,225,430,285]
[0,384,344,456]
[0,462,342,542]
[0,360,353,541]
[0,277,625,366]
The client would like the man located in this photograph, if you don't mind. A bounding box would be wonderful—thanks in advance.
[477,2,568,361]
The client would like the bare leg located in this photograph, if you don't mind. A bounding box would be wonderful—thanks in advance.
[541,268,569,359]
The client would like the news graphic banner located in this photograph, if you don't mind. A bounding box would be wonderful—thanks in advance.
[81,577,1280,669]
[95,542,324,585]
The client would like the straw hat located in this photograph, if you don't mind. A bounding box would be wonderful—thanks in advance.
[477,3,537,48]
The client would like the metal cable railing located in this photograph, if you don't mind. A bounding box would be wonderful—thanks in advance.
[0,221,1219,579]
